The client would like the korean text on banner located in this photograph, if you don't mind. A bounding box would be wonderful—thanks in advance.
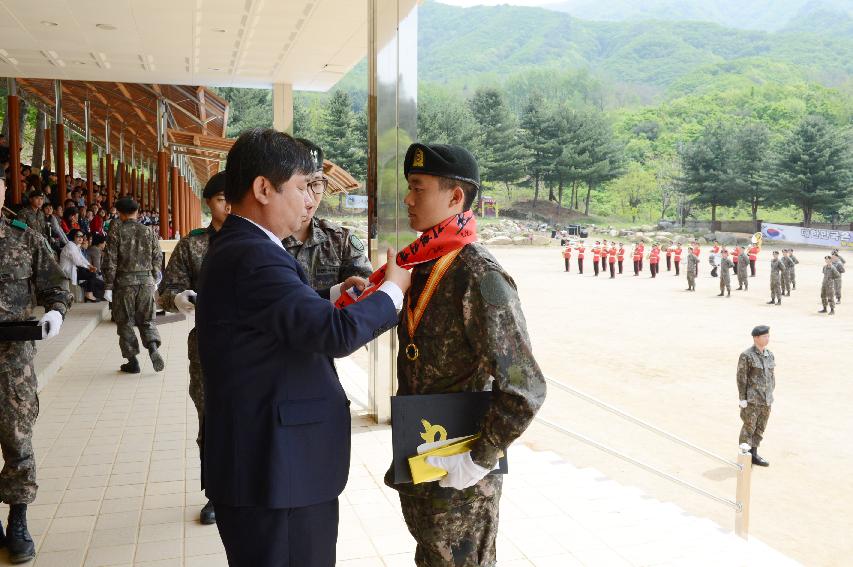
[761,222,853,248]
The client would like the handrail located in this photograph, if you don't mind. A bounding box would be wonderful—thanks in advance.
[545,376,740,470]
[536,417,739,511]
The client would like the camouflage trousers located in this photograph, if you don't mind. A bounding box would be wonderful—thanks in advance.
[789,269,796,289]
[739,403,771,448]
[836,277,842,301]
[0,344,39,504]
[737,267,748,289]
[187,328,204,456]
[770,278,782,302]
[112,284,161,358]
[719,277,730,294]
[821,281,836,309]
[399,488,501,567]
[781,270,790,294]
[686,272,695,290]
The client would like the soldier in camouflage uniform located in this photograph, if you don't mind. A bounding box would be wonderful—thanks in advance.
[0,178,72,563]
[102,197,164,373]
[717,249,733,297]
[780,250,795,296]
[831,251,845,303]
[282,139,373,289]
[767,251,783,305]
[737,325,774,467]
[158,172,228,525]
[788,249,799,290]
[685,247,698,291]
[736,247,749,291]
[15,190,48,240]
[385,143,546,567]
[819,256,840,315]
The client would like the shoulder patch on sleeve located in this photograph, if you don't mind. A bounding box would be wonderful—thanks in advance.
[10,219,29,231]
[349,234,365,253]
[480,271,515,307]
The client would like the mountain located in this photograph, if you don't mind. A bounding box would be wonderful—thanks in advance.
[540,0,853,31]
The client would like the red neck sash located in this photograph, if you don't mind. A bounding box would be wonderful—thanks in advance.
[335,211,477,309]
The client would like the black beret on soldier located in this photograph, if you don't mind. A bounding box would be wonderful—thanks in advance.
[28,189,45,199]
[404,143,480,189]
[202,171,227,199]
[115,197,139,214]
[751,325,770,337]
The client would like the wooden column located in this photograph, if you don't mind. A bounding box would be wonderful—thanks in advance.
[157,151,169,239]
[170,163,180,237]
[55,125,66,203]
[183,176,190,232]
[99,155,104,186]
[67,137,74,179]
[85,142,93,203]
[148,176,154,213]
[6,81,22,204]
[105,154,114,206]
[44,124,52,172]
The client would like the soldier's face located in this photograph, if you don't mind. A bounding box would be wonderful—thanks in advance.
[207,194,230,225]
[754,334,769,349]
[404,173,464,232]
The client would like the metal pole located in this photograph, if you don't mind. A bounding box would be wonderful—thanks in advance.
[157,99,170,239]
[735,446,752,539]
[54,80,67,203]
[84,100,93,202]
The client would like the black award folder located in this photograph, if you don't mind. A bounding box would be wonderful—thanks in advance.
[391,391,509,484]
[0,320,44,341]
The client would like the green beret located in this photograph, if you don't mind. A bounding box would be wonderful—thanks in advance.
[203,171,227,199]
[115,197,139,214]
[751,325,770,337]
[404,143,480,189]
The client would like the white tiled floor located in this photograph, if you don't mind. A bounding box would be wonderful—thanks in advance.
[11,315,801,566]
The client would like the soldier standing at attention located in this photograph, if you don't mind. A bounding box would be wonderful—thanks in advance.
[0,178,72,563]
[575,240,585,274]
[686,247,698,291]
[600,239,609,273]
[649,244,660,278]
[562,241,572,272]
[748,242,760,277]
[157,172,229,525]
[15,190,48,240]
[737,247,750,291]
[617,243,625,274]
[732,245,741,275]
[831,251,845,304]
[780,249,792,296]
[665,244,673,271]
[282,139,373,289]
[737,325,774,467]
[102,197,164,373]
[767,251,783,306]
[718,249,733,297]
[788,249,799,290]
[637,242,645,272]
[632,244,641,276]
[673,243,682,276]
[608,242,617,278]
[387,143,546,566]
[819,256,841,315]
[592,241,601,277]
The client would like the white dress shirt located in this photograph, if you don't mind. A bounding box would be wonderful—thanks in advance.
[59,241,91,285]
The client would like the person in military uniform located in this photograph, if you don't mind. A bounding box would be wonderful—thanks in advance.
[737,325,775,467]
[767,251,783,306]
[385,143,546,567]
[15,190,48,240]
[717,249,733,297]
[831,251,845,304]
[685,247,698,291]
[282,139,373,289]
[157,172,229,525]
[788,249,799,290]
[780,249,793,296]
[102,197,164,373]
[0,177,73,563]
[819,256,841,315]
[736,247,750,291]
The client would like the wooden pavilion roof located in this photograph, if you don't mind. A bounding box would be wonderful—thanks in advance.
[15,79,229,186]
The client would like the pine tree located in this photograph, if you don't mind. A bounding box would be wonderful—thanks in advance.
[732,121,773,221]
[469,88,527,202]
[317,90,358,175]
[677,122,739,222]
[520,93,560,207]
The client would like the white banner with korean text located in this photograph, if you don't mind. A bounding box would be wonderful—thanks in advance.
[761,222,853,249]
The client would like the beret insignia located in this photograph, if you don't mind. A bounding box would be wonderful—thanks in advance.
[412,147,425,168]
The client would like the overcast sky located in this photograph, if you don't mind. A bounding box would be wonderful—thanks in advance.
[435,0,562,7]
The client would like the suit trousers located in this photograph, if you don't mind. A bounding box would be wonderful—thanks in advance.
[215,498,338,567]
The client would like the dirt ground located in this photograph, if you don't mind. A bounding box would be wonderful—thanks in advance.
[478,243,851,566]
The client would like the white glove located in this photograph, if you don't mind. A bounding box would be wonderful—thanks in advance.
[104,290,113,303]
[426,451,493,490]
[39,310,63,340]
[174,290,197,315]
[739,400,748,409]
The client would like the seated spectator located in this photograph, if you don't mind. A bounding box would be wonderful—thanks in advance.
[25,174,41,193]
[40,160,51,185]
[60,229,100,302]
[80,208,92,234]
[61,206,81,235]
[90,207,106,234]
[41,202,68,251]
[86,232,106,274]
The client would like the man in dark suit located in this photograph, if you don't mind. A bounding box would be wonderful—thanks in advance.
[196,129,409,567]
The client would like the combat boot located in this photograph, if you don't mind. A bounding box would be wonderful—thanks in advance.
[766,299,775,304]
[200,500,216,525]
[149,346,165,372]
[727,290,731,297]
[776,299,781,305]
[829,308,835,315]
[737,285,742,290]
[120,356,140,373]
[750,447,769,467]
[819,305,828,313]
[717,292,724,297]
[7,504,35,564]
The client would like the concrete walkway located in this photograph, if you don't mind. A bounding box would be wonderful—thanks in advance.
[8,314,800,566]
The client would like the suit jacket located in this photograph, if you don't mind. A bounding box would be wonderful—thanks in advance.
[197,214,398,508]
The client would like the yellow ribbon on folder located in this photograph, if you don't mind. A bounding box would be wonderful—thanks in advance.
[407,434,504,485]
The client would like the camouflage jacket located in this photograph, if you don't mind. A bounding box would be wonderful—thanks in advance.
[158,225,214,313]
[790,254,799,266]
[719,257,733,281]
[0,215,72,371]
[737,346,775,405]
[102,218,162,289]
[16,206,48,238]
[738,251,749,266]
[823,264,841,283]
[387,242,547,500]
[781,256,795,270]
[687,253,698,273]
[282,217,372,290]
[770,258,783,280]
[833,260,845,275]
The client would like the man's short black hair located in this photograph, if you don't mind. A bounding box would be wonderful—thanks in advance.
[294,138,324,173]
[437,177,478,211]
[224,128,314,204]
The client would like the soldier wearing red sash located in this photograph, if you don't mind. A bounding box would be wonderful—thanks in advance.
[562,242,572,272]
[575,240,585,274]
[673,243,682,276]
[592,242,601,277]
[649,245,661,278]
[632,244,642,276]
[617,243,625,274]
